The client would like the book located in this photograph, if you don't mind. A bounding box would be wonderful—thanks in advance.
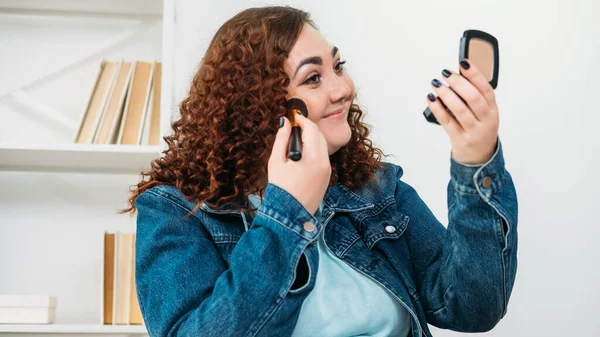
[140,61,162,146]
[139,89,152,146]
[102,232,116,324]
[113,232,134,324]
[128,233,143,324]
[94,60,133,145]
[74,60,118,144]
[0,295,57,324]
[117,61,154,145]
[148,61,162,146]
[102,231,144,325]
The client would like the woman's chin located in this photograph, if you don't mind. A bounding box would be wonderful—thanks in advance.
[326,126,352,156]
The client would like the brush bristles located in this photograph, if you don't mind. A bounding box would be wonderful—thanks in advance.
[286,98,308,118]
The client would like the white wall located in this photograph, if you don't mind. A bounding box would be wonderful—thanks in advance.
[170,0,600,336]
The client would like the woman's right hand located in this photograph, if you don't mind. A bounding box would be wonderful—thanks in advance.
[267,113,331,215]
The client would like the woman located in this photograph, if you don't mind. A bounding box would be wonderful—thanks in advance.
[120,6,518,337]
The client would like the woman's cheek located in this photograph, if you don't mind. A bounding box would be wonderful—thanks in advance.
[307,99,324,123]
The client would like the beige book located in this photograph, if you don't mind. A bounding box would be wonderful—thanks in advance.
[128,233,143,324]
[139,89,152,146]
[94,60,133,144]
[148,62,162,145]
[139,61,162,146]
[113,232,134,325]
[102,232,115,324]
[74,60,118,144]
[117,61,154,145]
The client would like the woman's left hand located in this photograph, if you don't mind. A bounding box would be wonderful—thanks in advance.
[426,59,499,166]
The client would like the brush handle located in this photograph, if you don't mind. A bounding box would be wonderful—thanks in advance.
[288,126,302,161]
[423,100,455,125]
[422,107,440,125]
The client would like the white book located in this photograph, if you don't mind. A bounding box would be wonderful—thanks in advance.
[0,295,57,308]
[0,295,57,324]
[0,307,56,324]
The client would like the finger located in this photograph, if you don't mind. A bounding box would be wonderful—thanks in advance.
[431,78,477,131]
[459,58,497,112]
[292,112,320,154]
[441,68,491,122]
[426,93,461,138]
[270,116,291,162]
[318,130,330,160]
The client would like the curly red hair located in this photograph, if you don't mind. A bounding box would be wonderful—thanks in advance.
[119,6,388,216]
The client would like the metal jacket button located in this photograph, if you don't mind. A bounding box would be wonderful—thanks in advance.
[482,176,493,188]
[385,225,396,233]
[303,221,316,232]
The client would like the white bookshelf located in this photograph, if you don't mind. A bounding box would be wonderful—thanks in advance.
[0,143,162,174]
[0,0,176,333]
[0,324,147,335]
[0,0,173,174]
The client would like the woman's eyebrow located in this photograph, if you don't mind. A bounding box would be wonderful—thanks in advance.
[293,46,339,78]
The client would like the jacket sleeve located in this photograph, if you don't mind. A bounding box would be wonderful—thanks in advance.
[134,183,322,337]
[395,137,518,332]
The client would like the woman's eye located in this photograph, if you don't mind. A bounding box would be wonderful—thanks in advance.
[302,60,346,85]
[304,74,320,85]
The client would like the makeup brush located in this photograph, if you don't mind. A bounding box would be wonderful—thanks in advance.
[286,98,309,161]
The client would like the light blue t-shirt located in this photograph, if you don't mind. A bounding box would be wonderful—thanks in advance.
[248,194,411,337]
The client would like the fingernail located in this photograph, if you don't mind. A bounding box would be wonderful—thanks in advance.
[279,116,284,128]
[442,69,452,78]
[427,93,436,102]
[431,79,442,88]
[460,59,470,70]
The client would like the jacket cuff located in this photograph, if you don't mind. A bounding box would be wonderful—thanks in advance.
[257,183,321,241]
[449,136,506,197]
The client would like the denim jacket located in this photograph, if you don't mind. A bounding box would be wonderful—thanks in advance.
[134,137,518,337]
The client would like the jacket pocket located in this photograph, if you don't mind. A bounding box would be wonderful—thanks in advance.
[359,199,410,250]
[212,234,242,265]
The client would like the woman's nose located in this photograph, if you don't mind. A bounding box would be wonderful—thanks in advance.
[329,75,351,104]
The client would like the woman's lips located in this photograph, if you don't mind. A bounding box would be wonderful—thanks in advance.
[324,107,344,119]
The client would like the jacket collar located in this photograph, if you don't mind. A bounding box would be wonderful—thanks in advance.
[322,184,375,212]
[199,183,374,216]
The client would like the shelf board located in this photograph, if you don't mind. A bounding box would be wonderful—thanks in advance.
[0,323,147,334]
[0,142,163,174]
[0,0,163,16]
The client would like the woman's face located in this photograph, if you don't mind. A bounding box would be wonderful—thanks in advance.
[285,24,355,156]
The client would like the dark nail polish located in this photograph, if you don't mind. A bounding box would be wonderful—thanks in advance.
[427,93,436,102]
[442,69,452,78]
[460,59,470,70]
[432,79,442,88]
[279,116,284,128]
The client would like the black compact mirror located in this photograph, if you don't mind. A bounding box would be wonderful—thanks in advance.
[423,29,499,125]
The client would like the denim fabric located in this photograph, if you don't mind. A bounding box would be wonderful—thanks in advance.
[134,137,518,337]
[290,220,412,337]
